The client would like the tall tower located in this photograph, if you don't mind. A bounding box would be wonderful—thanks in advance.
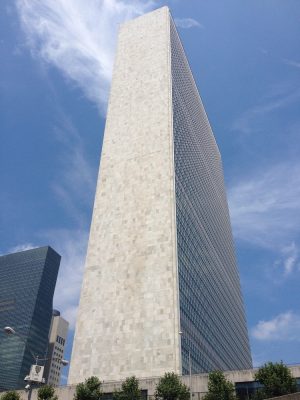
[69,6,252,383]
[44,310,69,386]
[0,247,60,391]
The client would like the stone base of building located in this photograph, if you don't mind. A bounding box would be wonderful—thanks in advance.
[7,365,300,400]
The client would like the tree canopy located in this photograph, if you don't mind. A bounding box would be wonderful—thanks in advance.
[37,385,58,400]
[155,372,190,400]
[254,362,297,398]
[203,371,236,400]
[74,376,103,400]
[0,391,20,400]
[113,376,142,400]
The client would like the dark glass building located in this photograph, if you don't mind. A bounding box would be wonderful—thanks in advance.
[0,246,60,391]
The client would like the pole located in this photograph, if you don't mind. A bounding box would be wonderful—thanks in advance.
[28,385,33,400]
[189,348,192,400]
[179,330,192,400]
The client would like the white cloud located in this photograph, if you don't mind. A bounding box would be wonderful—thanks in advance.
[42,229,89,330]
[174,17,203,29]
[16,0,154,111]
[283,59,300,69]
[252,311,300,341]
[7,243,36,253]
[273,242,299,280]
[228,162,300,248]
[281,242,299,275]
[232,88,300,134]
[52,113,96,224]
[259,48,268,55]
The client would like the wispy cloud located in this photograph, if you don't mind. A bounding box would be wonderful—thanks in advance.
[228,162,300,248]
[232,88,300,134]
[41,229,89,330]
[6,243,36,254]
[16,0,154,111]
[259,48,268,55]
[272,242,299,282]
[52,113,96,224]
[0,243,38,256]
[280,242,299,275]
[252,311,300,341]
[174,17,203,29]
[283,59,300,69]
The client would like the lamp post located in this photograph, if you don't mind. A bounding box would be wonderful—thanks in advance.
[179,331,192,400]
[4,326,39,364]
[3,326,68,392]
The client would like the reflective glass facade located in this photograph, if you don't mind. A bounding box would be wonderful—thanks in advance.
[0,247,60,391]
[170,18,252,373]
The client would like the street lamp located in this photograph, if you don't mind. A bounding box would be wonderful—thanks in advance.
[179,331,192,400]
[4,326,37,363]
[3,326,68,386]
[4,326,16,335]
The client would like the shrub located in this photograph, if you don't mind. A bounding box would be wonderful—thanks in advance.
[74,376,102,400]
[155,372,190,400]
[37,385,58,400]
[1,391,21,400]
[113,376,142,400]
[254,361,297,398]
[203,371,236,400]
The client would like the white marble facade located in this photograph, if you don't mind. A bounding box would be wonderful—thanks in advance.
[68,7,181,383]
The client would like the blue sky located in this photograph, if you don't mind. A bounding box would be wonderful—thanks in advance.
[1,0,300,383]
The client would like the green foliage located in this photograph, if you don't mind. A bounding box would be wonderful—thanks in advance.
[113,376,142,400]
[254,362,297,398]
[203,371,236,400]
[155,372,190,400]
[74,376,102,400]
[0,391,21,400]
[38,385,58,400]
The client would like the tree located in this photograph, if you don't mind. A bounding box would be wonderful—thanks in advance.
[74,376,102,400]
[254,362,297,398]
[113,376,142,400]
[0,391,20,400]
[203,371,236,400]
[37,385,58,400]
[155,372,190,400]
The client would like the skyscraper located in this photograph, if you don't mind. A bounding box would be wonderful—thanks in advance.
[44,309,69,386]
[0,246,60,391]
[69,6,252,383]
